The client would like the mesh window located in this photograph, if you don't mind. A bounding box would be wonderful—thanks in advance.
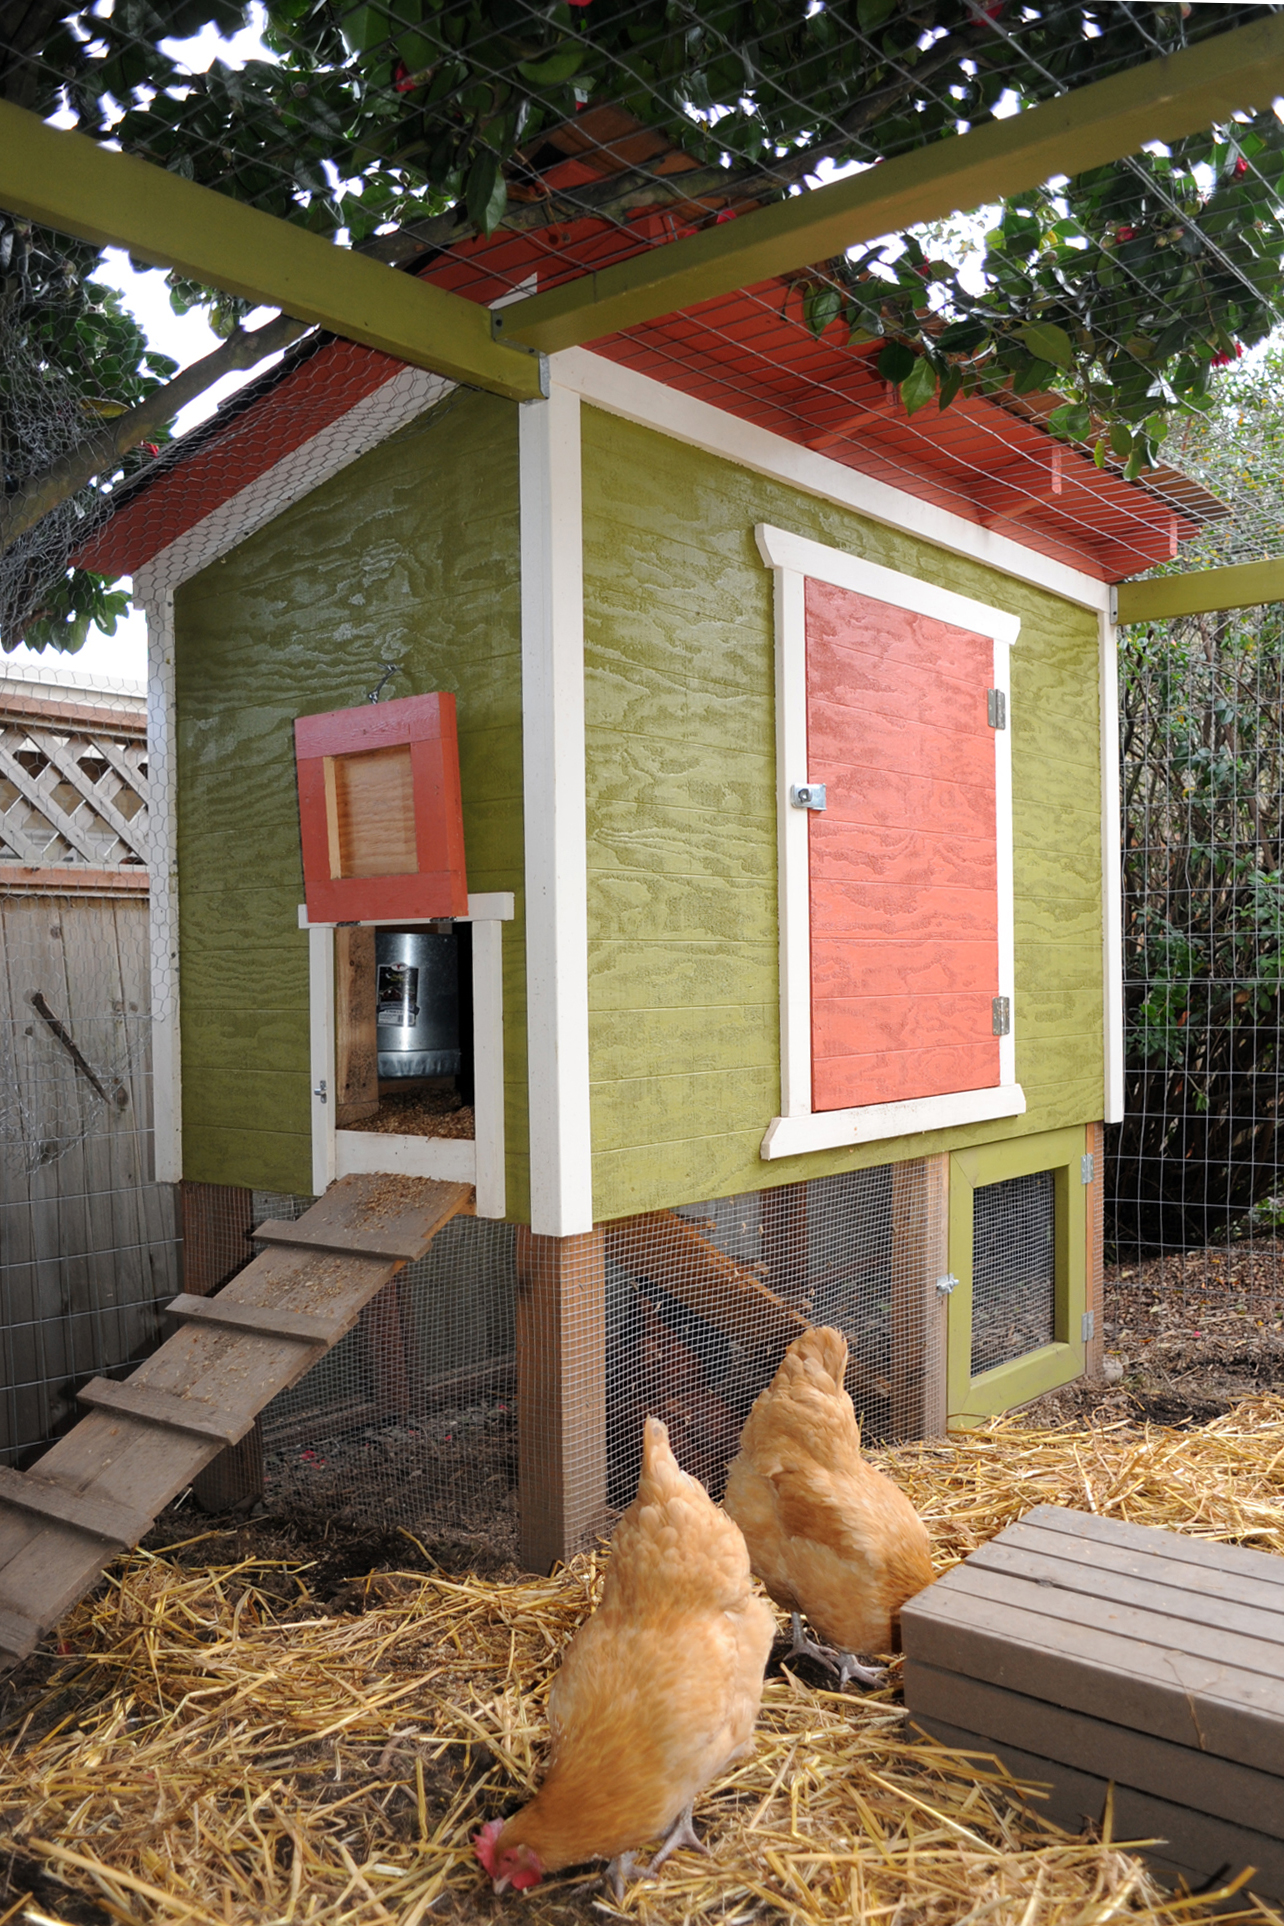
[970,1171,1056,1377]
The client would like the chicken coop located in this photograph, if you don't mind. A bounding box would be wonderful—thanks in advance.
[76,186,1229,1570]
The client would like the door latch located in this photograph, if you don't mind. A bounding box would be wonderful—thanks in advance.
[790,783,827,811]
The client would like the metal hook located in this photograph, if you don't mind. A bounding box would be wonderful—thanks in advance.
[366,661,399,704]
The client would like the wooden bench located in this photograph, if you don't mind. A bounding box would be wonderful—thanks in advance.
[902,1504,1284,1903]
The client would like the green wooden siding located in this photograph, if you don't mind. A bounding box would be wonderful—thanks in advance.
[175,388,527,1205]
[581,404,1105,1223]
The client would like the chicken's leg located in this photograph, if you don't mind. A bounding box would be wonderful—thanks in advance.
[646,1805,706,1874]
[604,1852,636,1901]
[787,1610,886,1690]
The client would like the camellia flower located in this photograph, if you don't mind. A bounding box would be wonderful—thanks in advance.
[1114,224,1136,242]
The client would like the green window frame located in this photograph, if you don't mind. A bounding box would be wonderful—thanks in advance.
[946,1125,1089,1424]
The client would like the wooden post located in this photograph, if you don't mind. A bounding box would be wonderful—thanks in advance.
[361,1279,411,1420]
[514,1226,607,1573]
[180,1182,266,1510]
[889,1155,950,1441]
[334,925,379,1127]
[1085,1121,1105,1379]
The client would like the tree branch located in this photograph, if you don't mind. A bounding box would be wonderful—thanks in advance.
[0,308,311,555]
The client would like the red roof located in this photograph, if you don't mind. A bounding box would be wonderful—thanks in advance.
[80,212,1222,586]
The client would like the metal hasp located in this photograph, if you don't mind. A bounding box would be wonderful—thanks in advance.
[791,783,827,811]
[936,1273,960,1297]
[1082,1152,1095,1184]
[992,996,1011,1037]
[987,689,1007,730]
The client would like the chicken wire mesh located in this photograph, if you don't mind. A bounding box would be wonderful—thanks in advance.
[969,1168,1056,1376]
[179,1161,943,1561]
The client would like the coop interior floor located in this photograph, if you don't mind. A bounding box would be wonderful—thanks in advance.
[2,1377,1284,1924]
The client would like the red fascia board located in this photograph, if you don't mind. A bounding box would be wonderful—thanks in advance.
[77,335,407,578]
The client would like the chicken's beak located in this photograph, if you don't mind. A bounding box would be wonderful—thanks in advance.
[492,1875,511,1896]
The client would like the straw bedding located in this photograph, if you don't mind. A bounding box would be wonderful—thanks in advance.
[3,1399,1283,1926]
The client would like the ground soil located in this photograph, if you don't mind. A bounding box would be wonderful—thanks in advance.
[1023,1238,1284,1427]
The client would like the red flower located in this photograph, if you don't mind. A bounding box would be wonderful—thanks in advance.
[393,60,417,92]
[1114,224,1136,242]
[1234,157,1249,177]
[1211,342,1244,367]
[567,0,592,8]
[141,442,159,457]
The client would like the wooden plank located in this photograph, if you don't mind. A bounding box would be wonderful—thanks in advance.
[1116,559,1284,624]
[1020,1503,1284,1591]
[167,1292,340,1346]
[0,1465,150,1548]
[995,1515,1284,1626]
[515,1226,608,1572]
[911,1711,1284,1902]
[0,101,543,403]
[905,1660,1284,1836]
[1085,1123,1104,1378]
[334,926,378,1128]
[963,1537,1284,1652]
[77,1376,254,1446]
[252,1218,437,1263]
[0,1607,42,1664]
[901,1581,1284,1773]
[0,1174,472,1649]
[890,1155,949,1440]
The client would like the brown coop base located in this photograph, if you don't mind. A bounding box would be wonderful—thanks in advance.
[182,1157,952,1574]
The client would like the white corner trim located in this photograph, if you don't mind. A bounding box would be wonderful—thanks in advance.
[1100,610,1124,1125]
[552,345,1111,615]
[764,529,1021,1159]
[470,917,506,1217]
[141,586,181,1184]
[135,364,455,599]
[756,524,1022,645]
[520,380,593,1235]
[762,1084,1028,1159]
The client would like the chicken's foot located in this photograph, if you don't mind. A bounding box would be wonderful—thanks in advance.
[604,1851,636,1902]
[646,1805,707,1874]
[787,1611,886,1690]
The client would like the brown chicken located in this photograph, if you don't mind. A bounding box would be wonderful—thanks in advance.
[474,1415,775,1897]
[723,1325,933,1687]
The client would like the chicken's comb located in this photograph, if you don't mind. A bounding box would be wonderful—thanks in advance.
[473,1819,504,1873]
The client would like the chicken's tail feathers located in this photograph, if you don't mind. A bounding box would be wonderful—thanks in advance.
[782,1323,849,1393]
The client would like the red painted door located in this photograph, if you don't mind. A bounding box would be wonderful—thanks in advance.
[805,578,1000,1112]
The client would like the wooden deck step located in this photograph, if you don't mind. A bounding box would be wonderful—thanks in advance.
[0,1174,471,1671]
[903,1504,1284,1902]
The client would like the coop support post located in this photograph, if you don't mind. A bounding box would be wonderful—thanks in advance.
[180,1182,265,1511]
[890,1155,950,1440]
[514,1226,607,1572]
[334,926,378,1127]
[140,581,182,1185]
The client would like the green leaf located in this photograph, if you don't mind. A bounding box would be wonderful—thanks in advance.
[876,340,916,385]
[857,0,896,31]
[899,354,937,416]
[1109,421,1133,459]
[1018,321,1075,370]
[802,285,842,337]
[464,148,507,235]
[518,44,585,84]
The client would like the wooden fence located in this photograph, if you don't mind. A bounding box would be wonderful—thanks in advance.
[0,682,178,1464]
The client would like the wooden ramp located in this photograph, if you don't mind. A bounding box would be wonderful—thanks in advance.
[0,1173,471,1670]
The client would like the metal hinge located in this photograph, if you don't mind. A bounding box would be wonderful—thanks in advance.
[790,783,827,811]
[987,688,1007,729]
[313,1079,328,1106]
[1081,1151,1095,1184]
[936,1273,960,1297]
[1081,1310,1095,1342]
[991,995,1011,1036]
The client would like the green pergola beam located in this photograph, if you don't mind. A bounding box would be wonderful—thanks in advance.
[1116,560,1284,623]
[495,15,1284,355]
[0,101,543,403]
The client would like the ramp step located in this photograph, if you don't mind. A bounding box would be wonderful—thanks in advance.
[167,1292,342,1347]
[77,1377,252,1446]
[0,1465,151,1547]
[0,1606,42,1664]
[253,1218,426,1263]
